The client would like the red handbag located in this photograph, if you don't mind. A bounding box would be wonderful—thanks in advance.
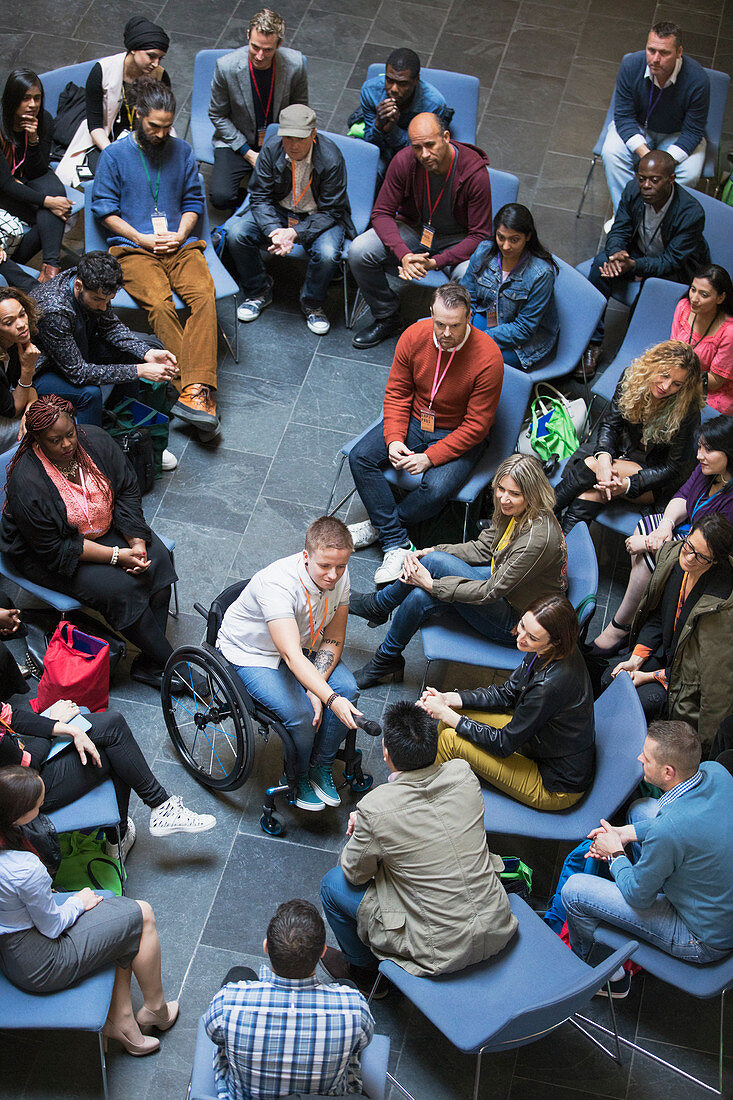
[36,621,110,713]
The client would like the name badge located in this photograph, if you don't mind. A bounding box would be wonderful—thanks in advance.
[483,310,498,328]
[420,223,435,249]
[287,214,299,229]
[257,128,267,148]
[420,408,435,432]
[151,211,168,235]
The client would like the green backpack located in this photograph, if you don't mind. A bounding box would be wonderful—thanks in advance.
[53,829,124,895]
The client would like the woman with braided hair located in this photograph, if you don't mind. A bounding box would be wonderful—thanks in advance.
[0,394,177,689]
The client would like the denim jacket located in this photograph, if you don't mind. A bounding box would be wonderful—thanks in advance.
[461,247,559,369]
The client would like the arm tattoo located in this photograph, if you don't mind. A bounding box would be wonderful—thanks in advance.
[314,649,335,676]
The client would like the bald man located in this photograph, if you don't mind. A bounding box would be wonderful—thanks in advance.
[580,150,709,379]
[348,113,493,348]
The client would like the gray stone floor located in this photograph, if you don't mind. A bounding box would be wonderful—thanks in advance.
[2,0,732,1096]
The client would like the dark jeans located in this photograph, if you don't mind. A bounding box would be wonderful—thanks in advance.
[0,258,38,293]
[4,170,68,266]
[210,147,254,210]
[600,655,668,723]
[39,710,168,840]
[349,417,487,550]
[587,250,645,344]
[227,206,345,307]
[372,550,519,660]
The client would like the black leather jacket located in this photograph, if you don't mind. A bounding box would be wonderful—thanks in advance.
[582,377,700,501]
[455,647,595,793]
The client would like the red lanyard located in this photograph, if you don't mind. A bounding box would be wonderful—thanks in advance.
[299,579,328,652]
[291,161,312,208]
[424,146,455,223]
[249,56,276,124]
[428,346,456,409]
[11,132,28,177]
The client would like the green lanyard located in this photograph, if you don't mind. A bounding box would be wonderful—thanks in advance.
[136,144,161,210]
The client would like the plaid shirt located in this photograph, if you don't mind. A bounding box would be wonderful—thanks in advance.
[204,965,375,1099]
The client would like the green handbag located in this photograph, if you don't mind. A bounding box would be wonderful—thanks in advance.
[499,856,533,898]
[53,829,124,896]
[518,383,585,463]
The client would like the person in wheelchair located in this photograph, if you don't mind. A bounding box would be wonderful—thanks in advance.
[216,516,362,812]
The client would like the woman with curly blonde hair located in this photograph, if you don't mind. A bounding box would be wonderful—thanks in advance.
[554,340,703,534]
[349,454,567,688]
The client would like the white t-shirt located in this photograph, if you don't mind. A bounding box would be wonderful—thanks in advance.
[216,552,350,668]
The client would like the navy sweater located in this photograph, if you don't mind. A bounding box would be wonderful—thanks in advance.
[614,50,710,157]
[611,763,733,951]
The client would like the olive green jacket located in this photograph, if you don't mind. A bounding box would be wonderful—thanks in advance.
[631,541,733,746]
[431,512,566,612]
[340,760,517,977]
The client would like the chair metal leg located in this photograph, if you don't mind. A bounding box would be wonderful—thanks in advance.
[462,501,470,543]
[233,296,239,363]
[342,259,350,327]
[168,550,179,619]
[575,1006,725,1095]
[98,1030,109,1100]
[348,287,368,330]
[366,972,383,1005]
[326,453,349,515]
[577,155,598,218]
[386,1073,417,1100]
[472,1050,484,1100]
[218,314,237,363]
[419,659,431,695]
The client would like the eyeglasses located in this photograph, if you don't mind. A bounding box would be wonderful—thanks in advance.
[680,538,714,566]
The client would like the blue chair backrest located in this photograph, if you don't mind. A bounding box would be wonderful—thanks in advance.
[190,49,230,163]
[366,63,479,144]
[564,523,598,626]
[318,132,380,236]
[553,256,607,363]
[488,168,519,214]
[485,366,533,466]
[39,60,98,117]
[584,672,646,817]
[680,184,733,271]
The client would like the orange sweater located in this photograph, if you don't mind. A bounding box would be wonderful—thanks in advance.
[382,319,503,466]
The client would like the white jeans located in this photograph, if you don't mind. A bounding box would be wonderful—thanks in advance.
[601,121,706,210]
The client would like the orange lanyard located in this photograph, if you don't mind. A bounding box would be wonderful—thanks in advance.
[299,579,328,652]
[674,572,690,629]
[291,160,312,208]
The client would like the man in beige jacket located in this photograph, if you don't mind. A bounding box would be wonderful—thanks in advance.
[320,701,517,994]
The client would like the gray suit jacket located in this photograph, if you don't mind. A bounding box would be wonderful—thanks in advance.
[340,759,518,977]
[208,46,308,153]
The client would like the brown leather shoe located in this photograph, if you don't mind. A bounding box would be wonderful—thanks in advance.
[573,345,601,381]
[171,384,218,429]
[320,947,387,999]
[37,263,61,283]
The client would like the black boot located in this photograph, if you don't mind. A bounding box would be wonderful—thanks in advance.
[554,460,597,513]
[354,650,405,689]
[349,590,390,627]
[560,497,603,534]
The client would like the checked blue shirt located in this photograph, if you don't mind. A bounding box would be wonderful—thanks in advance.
[204,964,375,1099]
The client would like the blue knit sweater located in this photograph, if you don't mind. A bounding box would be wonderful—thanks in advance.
[91,132,204,248]
[613,50,710,157]
[611,762,733,951]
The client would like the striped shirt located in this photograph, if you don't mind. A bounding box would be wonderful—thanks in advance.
[658,769,704,810]
[204,964,375,1099]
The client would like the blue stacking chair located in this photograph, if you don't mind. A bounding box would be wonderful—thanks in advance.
[188,1017,394,1100]
[84,175,240,362]
[420,521,598,687]
[679,184,733,272]
[39,61,97,117]
[0,898,117,1099]
[583,925,733,1096]
[0,445,178,619]
[365,63,480,144]
[373,893,637,1100]
[224,124,380,327]
[326,365,533,543]
[526,256,607,385]
[576,61,730,218]
[480,670,646,840]
[591,277,687,404]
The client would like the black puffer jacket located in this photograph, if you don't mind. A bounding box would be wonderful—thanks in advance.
[455,647,595,793]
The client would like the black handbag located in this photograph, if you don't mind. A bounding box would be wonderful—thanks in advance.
[21,608,126,682]
[104,404,161,493]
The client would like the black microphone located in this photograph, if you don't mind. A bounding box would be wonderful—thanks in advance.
[353,715,382,738]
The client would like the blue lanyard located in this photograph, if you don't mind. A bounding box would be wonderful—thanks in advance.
[644,80,665,132]
[690,485,722,522]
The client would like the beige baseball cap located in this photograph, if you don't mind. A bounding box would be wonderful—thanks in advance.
[278,104,317,137]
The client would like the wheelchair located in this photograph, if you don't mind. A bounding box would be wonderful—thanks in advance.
[160,580,374,837]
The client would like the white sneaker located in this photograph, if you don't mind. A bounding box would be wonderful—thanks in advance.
[347,519,379,550]
[105,816,136,862]
[149,796,217,836]
[161,448,178,471]
[603,215,615,234]
[303,307,330,335]
[374,546,411,585]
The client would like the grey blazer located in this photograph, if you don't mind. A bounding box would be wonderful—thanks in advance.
[208,46,309,152]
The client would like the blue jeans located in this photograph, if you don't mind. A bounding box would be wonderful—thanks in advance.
[472,314,521,368]
[226,206,345,307]
[372,550,518,660]
[349,419,487,551]
[320,866,376,969]
[234,659,358,775]
[561,873,729,965]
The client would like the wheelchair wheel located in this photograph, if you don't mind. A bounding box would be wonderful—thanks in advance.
[260,812,284,837]
[161,646,255,791]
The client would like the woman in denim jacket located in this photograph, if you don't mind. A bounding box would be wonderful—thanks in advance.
[461,204,559,370]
